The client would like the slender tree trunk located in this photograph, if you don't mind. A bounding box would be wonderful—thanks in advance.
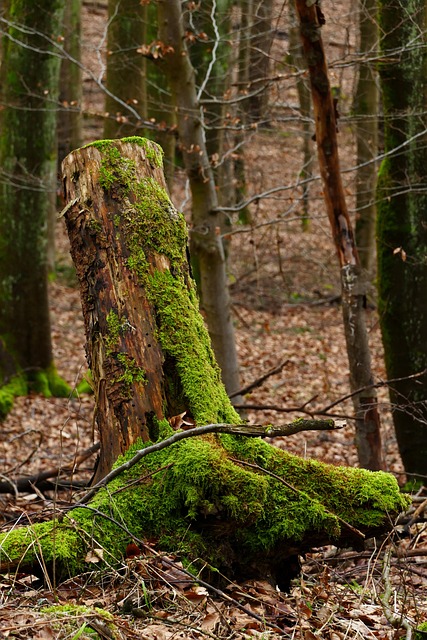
[157,0,241,397]
[247,0,274,124]
[354,0,379,276]
[377,0,427,480]
[0,0,69,416]
[288,2,313,228]
[294,0,384,471]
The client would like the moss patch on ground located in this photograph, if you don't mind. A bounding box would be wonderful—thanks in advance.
[0,365,70,420]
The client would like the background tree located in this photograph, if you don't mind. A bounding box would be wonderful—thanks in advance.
[377,0,427,480]
[0,0,69,416]
[58,0,83,162]
[294,0,383,470]
[354,0,379,276]
[157,0,241,397]
[104,0,146,138]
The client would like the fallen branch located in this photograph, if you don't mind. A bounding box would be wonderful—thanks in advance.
[0,443,100,495]
[76,418,339,506]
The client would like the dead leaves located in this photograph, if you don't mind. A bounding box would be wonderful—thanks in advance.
[168,411,195,431]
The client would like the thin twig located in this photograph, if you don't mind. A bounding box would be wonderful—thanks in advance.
[229,359,290,398]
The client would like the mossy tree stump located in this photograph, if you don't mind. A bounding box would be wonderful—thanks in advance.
[62,137,238,482]
[0,138,408,587]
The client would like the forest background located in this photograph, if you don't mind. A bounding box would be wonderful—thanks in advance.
[0,0,426,638]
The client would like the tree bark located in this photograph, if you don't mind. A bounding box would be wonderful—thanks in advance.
[377,0,427,480]
[157,0,241,397]
[294,0,384,471]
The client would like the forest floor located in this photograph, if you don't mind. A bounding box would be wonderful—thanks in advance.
[1,0,427,638]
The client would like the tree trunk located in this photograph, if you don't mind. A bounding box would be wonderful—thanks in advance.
[157,0,241,397]
[0,0,69,418]
[354,0,379,276]
[58,0,83,163]
[144,2,176,190]
[288,1,313,228]
[294,0,384,471]
[377,0,427,480]
[247,0,274,124]
[0,137,408,584]
[104,0,146,138]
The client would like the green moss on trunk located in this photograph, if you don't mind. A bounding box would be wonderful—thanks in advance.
[0,0,68,417]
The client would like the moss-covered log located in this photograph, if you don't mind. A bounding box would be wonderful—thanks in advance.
[0,137,408,586]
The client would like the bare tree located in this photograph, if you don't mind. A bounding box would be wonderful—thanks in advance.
[294,0,384,471]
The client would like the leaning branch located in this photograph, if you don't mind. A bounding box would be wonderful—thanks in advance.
[76,418,339,505]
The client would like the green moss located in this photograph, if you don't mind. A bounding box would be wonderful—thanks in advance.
[42,605,113,621]
[104,310,146,395]
[41,604,116,640]
[0,365,69,420]
[147,270,239,425]
[0,428,409,581]
[0,519,85,577]
[415,622,427,639]
[30,365,70,398]
[105,309,122,355]
[116,353,147,390]
[0,374,27,419]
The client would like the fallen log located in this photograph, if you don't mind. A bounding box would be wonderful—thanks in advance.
[0,138,409,587]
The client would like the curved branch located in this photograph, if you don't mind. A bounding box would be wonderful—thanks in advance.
[76,418,339,505]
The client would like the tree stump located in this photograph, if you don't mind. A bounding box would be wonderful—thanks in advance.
[62,137,238,481]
